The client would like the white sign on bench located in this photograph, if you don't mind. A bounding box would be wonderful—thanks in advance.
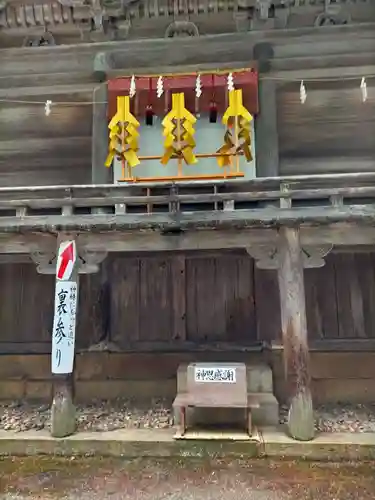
[194,366,236,383]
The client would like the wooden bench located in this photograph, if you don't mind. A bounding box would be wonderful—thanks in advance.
[173,362,259,437]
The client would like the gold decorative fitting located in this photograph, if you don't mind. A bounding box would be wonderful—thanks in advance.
[161,93,197,171]
[217,89,253,168]
[105,96,140,178]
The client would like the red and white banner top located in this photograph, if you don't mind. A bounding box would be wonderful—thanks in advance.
[56,240,77,281]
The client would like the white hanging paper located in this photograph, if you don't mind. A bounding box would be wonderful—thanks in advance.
[227,73,234,92]
[45,100,52,116]
[156,76,164,98]
[129,75,136,98]
[300,80,307,104]
[360,77,367,102]
[51,280,78,374]
[195,74,202,98]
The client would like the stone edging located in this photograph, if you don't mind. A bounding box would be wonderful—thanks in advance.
[0,429,375,461]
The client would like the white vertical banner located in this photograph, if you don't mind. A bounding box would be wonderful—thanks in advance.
[51,280,78,374]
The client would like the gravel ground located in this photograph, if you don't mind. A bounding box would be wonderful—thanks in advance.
[279,403,375,432]
[1,400,375,433]
[1,457,375,499]
[0,399,172,433]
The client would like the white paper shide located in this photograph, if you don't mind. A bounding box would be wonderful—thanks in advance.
[194,366,236,383]
[51,280,78,374]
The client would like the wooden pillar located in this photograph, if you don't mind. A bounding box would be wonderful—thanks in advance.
[255,79,279,178]
[30,240,108,437]
[50,238,79,438]
[277,227,314,441]
[91,83,111,184]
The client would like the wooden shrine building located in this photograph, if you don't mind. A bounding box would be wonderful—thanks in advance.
[0,0,375,441]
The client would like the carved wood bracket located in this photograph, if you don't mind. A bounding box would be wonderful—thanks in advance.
[30,250,108,274]
[247,244,333,269]
[164,20,199,38]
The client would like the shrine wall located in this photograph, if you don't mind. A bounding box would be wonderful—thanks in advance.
[0,250,375,403]
[0,251,375,353]
[277,81,375,175]
[0,352,374,404]
[0,101,93,187]
[1,80,374,187]
[0,26,374,185]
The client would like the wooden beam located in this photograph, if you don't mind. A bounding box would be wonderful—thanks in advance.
[77,229,278,252]
[1,185,375,208]
[247,244,332,269]
[29,249,108,274]
[277,227,314,441]
[91,83,111,185]
[0,171,374,197]
[0,224,375,255]
[0,205,375,234]
[272,339,375,352]
[0,84,96,99]
[255,79,279,178]
[0,173,375,206]
[1,24,374,79]
[0,224,374,255]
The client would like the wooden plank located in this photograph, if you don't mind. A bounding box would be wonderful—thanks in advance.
[277,227,314,441]
[255,79,279,177]
[4,226,375,256]
[171,255,186,341]
[234,254,257,343]
[0,103,92,141]
[139,256,172,342]
[91,83,111,185]
[272,339,375,352]
[278,84,375,175]
[280,157,375,176]
[304,255,339,340]
[77,271,106,349]
[0,171,374,199]
[311,352,375,379]
[2,176,375,202]
[185,253,258,343]
[334,253,366,339]
[2,24,374,75]
[192,257,217,341]
[109,255,140,347]
[3,205,375,234]
[0,263,54,344]
[254,267,280,342]
[360,253,375,339]
[185,256,198,340]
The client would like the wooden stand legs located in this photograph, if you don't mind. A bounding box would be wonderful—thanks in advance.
[179,406,186,436]
[247,408,252,437]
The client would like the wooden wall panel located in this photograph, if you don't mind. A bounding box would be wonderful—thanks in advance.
[76,271,107,349]
[0,264,54,345]
[277,81,375,175]
[254,268,280,342]
[2,252,375,353]
[110,255,140,346]
[185,253,257,343]
[109,254,176,347]
[305,255,339,340]
[138,257,173,342]
[334,253,375,339]
[0,102,92,187]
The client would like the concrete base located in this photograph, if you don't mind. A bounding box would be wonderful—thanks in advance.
[174,363,279,428]
[1,428,375,461]
[50,389,76,438]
